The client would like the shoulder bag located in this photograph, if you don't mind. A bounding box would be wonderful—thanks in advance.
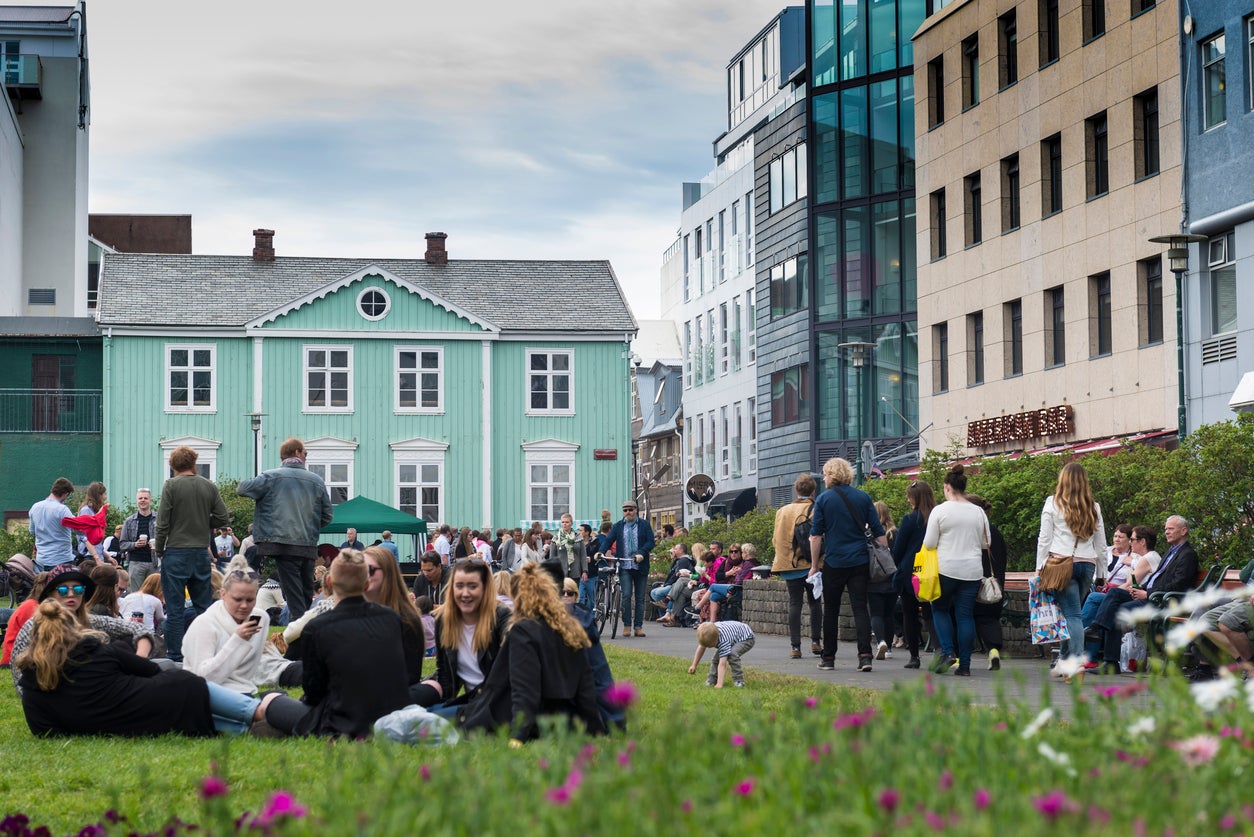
[833,489,895,583]
[1038,535,1079,594]
[976,546,1003,605]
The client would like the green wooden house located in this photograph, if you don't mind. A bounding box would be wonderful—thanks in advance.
[96,231,637,541]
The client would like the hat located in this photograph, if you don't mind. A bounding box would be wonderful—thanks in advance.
[39,565,95,603]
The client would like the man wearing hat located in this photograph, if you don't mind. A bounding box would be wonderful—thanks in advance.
[605,501,656,638]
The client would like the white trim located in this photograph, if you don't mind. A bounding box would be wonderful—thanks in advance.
[498,331,631,342]
[303,344,354,413]
[159,435,220,483]
[520,438,581,454]
[304,437,358,506]
[391,437,449,525]
[524,348,575,416]
[394,345,444,414]
[522,439,578,522]
[250,328,498,341]
[390,437,450,453]
[356,286,391,321]
[164,343,217,413]
[245,265,499,332]
[481,340,492,524]
[88,235,117,254]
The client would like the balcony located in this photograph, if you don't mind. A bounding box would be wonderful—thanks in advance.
[0,389,101,433]
[3,54,42,102]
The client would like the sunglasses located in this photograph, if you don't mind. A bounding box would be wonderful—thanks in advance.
[54,584,86,597]
[729,549,742,554]
[368,566,382,576]
[562,590,578,598]
[226,569,261,582]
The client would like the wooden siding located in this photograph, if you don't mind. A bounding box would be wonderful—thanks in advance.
[261,274,487,333]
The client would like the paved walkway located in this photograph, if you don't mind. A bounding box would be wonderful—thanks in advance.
[605,620,1157,717]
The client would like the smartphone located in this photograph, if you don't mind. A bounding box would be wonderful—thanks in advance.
[247,614,262,624]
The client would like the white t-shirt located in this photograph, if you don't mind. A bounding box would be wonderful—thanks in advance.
[456,622,485,689]
[434,534,452,563]
[117,592,166,634]
[922,500,991,581]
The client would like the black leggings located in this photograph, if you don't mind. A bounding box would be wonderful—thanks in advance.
[785,576,822,649]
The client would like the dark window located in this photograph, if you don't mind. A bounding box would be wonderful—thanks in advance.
[1005,299,1024,376]
[1041,133,1063,215]
[962,34,980,109]
[769,254,809,318]
[998,11,1018,88]
[968,311,985,385]
[964,172,982,246]
[1202,33,1226,130]
[927,55,945,128]
[1091,272,1112,356]
[87,262,100,310]
[1001,154,1020,232]
[1047,286,1066,367]
[1039,0,1060,66]
[1083,0,1106,42]
[1133,88,1160,178]
[1139,257,1163,345]
[934,322,949,393]
[770,364,810,426]
[1086,112,1109,198]
[930,188,947,259]
[1132,0,1156,17]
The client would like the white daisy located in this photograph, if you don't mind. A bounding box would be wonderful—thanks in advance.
[1117,605,1160,628]
[1168,587,1238,618]
[1127,715,1156,736]
[1244,679,1254,714]
[1020,707,1054,739]
[1164,618,1209,655]
[1037,742,1077,776]
[1191,674,1238,713]
[1053,656,1088,678]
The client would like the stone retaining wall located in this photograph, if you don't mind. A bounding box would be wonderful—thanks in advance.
[740,579,1042,658]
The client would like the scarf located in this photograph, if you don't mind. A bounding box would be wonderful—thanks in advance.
[554,528,577,569]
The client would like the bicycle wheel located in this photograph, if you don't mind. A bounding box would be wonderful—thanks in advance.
[594,578,608,635]
[609,579,620,639]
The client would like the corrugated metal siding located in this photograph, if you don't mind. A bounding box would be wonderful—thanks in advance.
[263,275,486,333]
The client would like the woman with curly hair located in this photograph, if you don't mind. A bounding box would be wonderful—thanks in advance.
[1036,461,1107,661]
[461,563,606,741]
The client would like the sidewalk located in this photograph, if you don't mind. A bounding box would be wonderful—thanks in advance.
[605,620,1156,717]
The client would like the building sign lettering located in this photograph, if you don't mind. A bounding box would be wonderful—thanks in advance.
[967,404,1074,448]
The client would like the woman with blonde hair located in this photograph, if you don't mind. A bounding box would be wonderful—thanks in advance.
[362,546,426,686]
[1036,461,1107,661]
[462,563,605,741]
[494,570,515,608]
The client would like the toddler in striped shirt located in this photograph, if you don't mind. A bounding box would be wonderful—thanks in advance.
[688,620,756,688]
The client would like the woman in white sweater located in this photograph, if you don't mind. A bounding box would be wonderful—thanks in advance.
[183,557,301,695]
[1036,462,1107,660]
[922,465,990,676]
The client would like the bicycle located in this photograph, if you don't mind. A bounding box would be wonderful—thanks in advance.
[594,554,622,640]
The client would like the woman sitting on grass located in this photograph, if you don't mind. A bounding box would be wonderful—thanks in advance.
[85,564,123,617]
[183,556,301,698]
[410,558,511,713]
[2,572,48,667]
[462,563,606,741]
[363,546,427,686]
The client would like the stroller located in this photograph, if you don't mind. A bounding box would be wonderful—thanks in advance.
[2,553,39,606]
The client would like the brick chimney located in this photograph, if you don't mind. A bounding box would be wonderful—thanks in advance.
[252,228,275,262]
[424,231,448,265]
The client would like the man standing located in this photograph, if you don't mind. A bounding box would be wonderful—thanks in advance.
[28,477,76,571]
[340,528,365,551]
[379,530,400,559]
[432,524,453,566]
[120,487,159,592]
[772,473,822,659]
[155,446,230,662]
[237,437,335,622]
[606,500,656,638]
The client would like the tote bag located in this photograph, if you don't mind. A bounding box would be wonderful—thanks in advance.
[1028,576,1070,645]
[913,546,941,602]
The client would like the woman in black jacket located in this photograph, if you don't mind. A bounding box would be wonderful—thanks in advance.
[890,481,937,669]
[461,563,606,742]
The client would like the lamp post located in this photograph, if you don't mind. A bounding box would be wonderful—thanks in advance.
[838,341,876,484]
[1148,233,1207,441]
[245,412,265,475]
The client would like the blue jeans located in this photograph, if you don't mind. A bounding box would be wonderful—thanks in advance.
[579,577,598,611]
[708,583,733,603]
[206,682,261,735]
[619,567,649,631]
[161,547,214,662]
[931,576,980,670]
[649,584,670,611]
[1057,562,1096,658]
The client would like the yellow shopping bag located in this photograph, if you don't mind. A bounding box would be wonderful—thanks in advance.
[913,546,941,602]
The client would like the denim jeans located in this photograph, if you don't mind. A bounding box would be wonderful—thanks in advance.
[161,547,214,662]
[708,583,733,602]
[619,567,649,631]
[785,576,822,650]
[821,563,872,660]
[579,577,598,611]
[206,682,260,735]
[931,576,980,670]
[1057,562,1096,657]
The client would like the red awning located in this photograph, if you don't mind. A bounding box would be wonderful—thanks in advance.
[888,430,1177,478]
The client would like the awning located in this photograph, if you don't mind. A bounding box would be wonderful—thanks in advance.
[705,487,757,521]
[890,430,1177,478]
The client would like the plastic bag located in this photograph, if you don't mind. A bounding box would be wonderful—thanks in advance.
[806,572,823,600]
[373,704,460,746]
[913,546,941,602]
[1120,630,1147,673]
[1028,576,1070,645]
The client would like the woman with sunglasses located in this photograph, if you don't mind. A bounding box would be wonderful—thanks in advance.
[410,558,511,714]
[10,566,154,694]
[363,546,426,686]
[182,556,302,707]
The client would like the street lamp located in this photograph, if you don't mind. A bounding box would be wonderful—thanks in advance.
[1148,233,1207,441]
[838,341,876,484]
[245,412,265,475]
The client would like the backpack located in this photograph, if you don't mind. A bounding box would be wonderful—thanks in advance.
[792,502,814,565]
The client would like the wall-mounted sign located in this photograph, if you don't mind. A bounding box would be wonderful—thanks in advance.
[593,449,618,460]
[967,404,1075,448]
[685,473,716,504]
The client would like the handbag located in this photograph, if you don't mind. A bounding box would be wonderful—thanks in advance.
[976,547,1002,605]
[913,546,941,602]
[1028,576,1070,645]
[832,489,895,583]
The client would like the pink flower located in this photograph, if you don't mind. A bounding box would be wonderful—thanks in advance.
[973,788,991,811]
[734,777,756,797]
[538,758,549,770]
[924,674,935,695]
[419,765,431,782]
[681,800,693,814]
[199,776,228,800]
[730,733,746,747]
[617,749,632,767]
[1087,805,1111,825]
[604,681,639,710]
[993,722,1008,732]
[807,746,822,763]
[254,791,308,826]
[805,696,818,708]
[1221,726,1243,739]
[545,786,572,806]
[1221,814,1238,829]
[833,708,876,731]
[878,788,900,813]
[938,770,953,791]
[1033,790,1078,821]
[1172,734,1221,767]
[924,811,945,831]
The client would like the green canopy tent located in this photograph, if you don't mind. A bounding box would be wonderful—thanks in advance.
[319,495,429,562]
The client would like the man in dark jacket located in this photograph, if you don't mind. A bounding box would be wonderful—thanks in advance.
[605,501,656,638]
[411,550,449,604]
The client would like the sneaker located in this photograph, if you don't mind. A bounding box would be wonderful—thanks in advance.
[988,648,1001,671]
[858,655,873,672]
[790,648,802,659]
[904,656,921,669]
[893,636,906,649]
[818,658,835,671]
[733,681,746,688]
[885,649,893,659]
[954,667,971,677]
[875,640,888,661]
[931,653,956,674]
[811,642,823,657]
[950,657,960,671]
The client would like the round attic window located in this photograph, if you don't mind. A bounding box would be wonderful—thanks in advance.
[357,287,390,321]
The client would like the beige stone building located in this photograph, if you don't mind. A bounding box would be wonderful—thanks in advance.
[914,0,1181,456]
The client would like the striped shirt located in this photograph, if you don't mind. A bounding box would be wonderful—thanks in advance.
[714,621,755,658]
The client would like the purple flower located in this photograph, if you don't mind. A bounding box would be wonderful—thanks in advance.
[1033,790,1078,821]
[938,770,954,790]
[974,788,991,811]
[833,708,876,731]
[1221,814,1238,829]
[734,777,756,797]
[420,764,431,782]
[730,733,746,747]
[75,827,105,837]
[199,775,229,800]
[545,786,572,806]
[924,811,945,831]
[878,788,900,813]
[254,790,308,827]
[604,681,639,710]
[682,800,693,814]
[805,696,818,708]
[807,746,821,763]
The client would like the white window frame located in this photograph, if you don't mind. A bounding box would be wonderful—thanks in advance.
[719,303,729,375]
[356,286,391,321]
[394,345,444,414]
[165,344,217,413]
[525,349,575,416]
[731,297,743,372]
[732,401,743,479]
[304,436,358,506]
[683,321,693,388]
[159,435,219,483]
[392,437,449,525]
[522,439,578,525]
[747,396,757,473]
[720,406,730,478]
[303,345,354,413]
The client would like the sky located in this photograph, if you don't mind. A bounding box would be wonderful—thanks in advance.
[62,0,793,320]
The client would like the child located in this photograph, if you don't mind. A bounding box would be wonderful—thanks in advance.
[688,620,756,688]
[416,595,437,658]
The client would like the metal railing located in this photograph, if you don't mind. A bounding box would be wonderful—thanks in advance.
[0,389,102,433]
